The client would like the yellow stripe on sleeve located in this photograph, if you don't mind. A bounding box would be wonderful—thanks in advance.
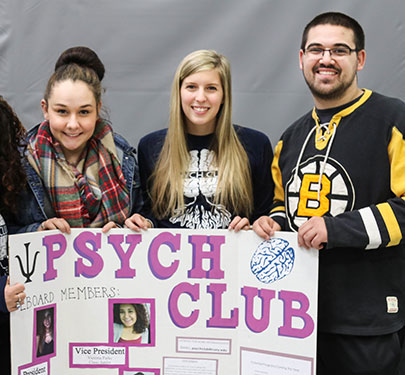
[377,202,402,246]
[270,206,286,213]
[272,140,284,204]
[388,126,405,198]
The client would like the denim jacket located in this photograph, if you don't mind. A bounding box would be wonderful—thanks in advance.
[7,124,142,234]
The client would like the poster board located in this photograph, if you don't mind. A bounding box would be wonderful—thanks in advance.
[9,229,318,374]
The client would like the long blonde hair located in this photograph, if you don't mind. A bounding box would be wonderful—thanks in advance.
[151,49,253,219]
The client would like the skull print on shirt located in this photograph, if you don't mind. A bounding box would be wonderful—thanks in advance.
[169,148,231,229]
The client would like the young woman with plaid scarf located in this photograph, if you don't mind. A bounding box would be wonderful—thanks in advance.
[9,46,142,233]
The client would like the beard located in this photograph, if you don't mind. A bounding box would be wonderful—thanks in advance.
[303,64,357,102]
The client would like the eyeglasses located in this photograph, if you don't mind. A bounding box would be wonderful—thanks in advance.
[304,46,359,58]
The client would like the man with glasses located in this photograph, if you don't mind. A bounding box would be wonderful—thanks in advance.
[253,11,405,374]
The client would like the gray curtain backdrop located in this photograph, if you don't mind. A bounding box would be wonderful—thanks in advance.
[1,0,404,148]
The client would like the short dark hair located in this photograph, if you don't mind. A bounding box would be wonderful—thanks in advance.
[301,12,365,51]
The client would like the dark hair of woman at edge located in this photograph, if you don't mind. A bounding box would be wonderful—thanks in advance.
[0,96,27,374]
[0,96,27,214]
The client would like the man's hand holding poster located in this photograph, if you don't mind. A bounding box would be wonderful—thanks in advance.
[9,229,318,375]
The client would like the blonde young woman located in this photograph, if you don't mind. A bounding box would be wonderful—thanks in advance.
[126,50,274,230]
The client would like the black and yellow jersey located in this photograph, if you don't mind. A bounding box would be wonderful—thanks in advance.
[270,89,405,335]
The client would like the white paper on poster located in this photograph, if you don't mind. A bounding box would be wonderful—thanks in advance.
[163,357,217,375]
[241,347,313,375]
[9,229,318,374]
[177,337,231,354]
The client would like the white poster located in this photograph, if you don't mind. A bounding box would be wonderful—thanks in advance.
[9,229,318,374]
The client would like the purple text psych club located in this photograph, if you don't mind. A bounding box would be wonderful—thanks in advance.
[34,231,314,339]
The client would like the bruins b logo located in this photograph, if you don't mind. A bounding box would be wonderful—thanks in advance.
[285,156,355,231]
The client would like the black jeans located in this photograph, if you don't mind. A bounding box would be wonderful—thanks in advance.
[317,328,405,375]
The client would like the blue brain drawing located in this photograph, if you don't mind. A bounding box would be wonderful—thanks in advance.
[250,238,295,284]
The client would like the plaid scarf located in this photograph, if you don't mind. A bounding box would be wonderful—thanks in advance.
[28,120,130,228]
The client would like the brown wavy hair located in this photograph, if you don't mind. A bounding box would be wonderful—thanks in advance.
[0,97,27,213]
[113,303,149,334]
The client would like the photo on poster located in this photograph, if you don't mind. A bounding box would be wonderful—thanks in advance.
[109,298,155,346]
[120,369,160,375]
[33,305,56,360]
